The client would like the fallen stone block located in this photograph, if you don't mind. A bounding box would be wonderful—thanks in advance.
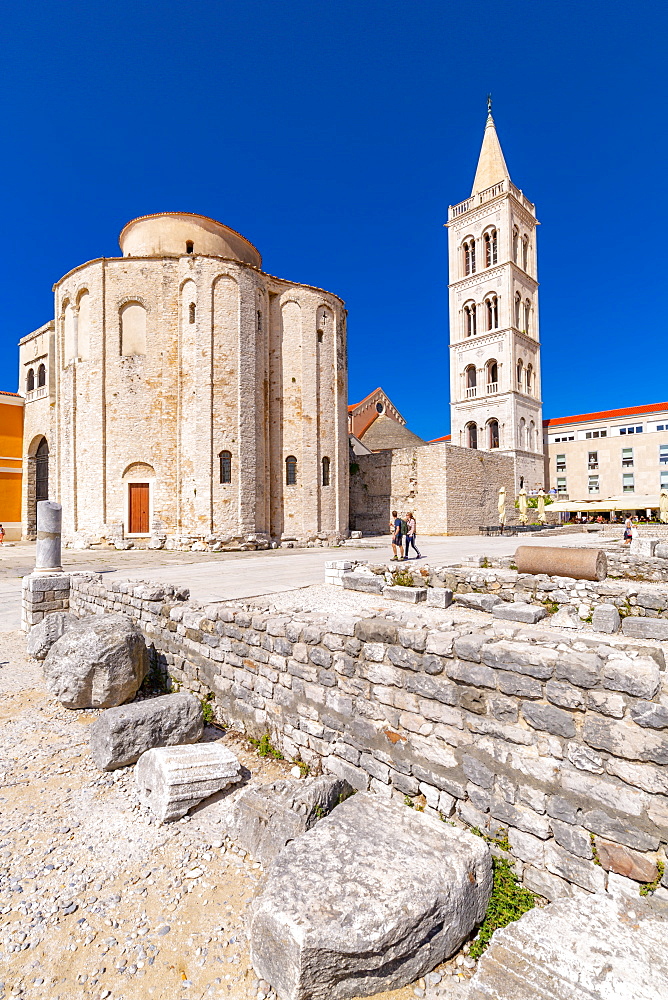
[515,546,607,581]
[591,603,621,634]
[621,617,668,641]
[89,692,204,770]
[220,775,354,865]
[426,588,454,609]
[469,893,668,1000]
[492,602,547,624]
[548,605,582,629]
[593,838,658,882]
[454,593,501,612]
[250,792,492,1000]
[656,542,668,560]
[630,537,659,558]
[27,612,79,660]
[382,585,427,603]
[342,573,384,594]
[43,613,148,709]
[135,743,242,823]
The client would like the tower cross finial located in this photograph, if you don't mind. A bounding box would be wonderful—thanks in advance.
[487,93,493,117]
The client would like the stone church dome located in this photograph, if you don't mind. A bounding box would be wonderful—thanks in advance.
[118,212,262,267]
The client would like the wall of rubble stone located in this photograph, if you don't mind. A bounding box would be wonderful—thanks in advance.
[50,572,668,900]
[349,441,517,536]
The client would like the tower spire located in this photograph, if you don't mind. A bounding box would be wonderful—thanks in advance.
[471,98,510,196]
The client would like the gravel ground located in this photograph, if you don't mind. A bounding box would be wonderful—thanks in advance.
[0,629,478,1000]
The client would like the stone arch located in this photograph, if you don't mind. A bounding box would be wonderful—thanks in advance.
[26,435,49,537]
[122,462,155,480]
[120,301,147,356]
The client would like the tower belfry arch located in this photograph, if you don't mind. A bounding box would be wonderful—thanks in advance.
[446,103,544,491]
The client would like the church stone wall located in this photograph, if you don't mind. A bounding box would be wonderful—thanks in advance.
[350,441,516,535]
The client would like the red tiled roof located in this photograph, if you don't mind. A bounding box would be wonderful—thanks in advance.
[429,434,451,442]
[348,387,383,413]
[543,401,668,428]
[0,390,21,398]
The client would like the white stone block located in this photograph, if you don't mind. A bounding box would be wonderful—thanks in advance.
[135,743,242,823]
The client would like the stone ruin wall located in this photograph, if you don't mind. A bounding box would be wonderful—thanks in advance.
[29,571,667,904]
[349,442,517,536]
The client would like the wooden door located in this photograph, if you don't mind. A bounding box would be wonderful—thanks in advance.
[128,483,150,534]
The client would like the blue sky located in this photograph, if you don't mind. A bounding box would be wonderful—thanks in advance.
[0,0,664,440]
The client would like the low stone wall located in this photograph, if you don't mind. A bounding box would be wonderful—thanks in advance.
[22,571,667,902]
[21,572,71,630]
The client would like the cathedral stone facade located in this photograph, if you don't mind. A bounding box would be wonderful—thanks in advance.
[19,213,349,547]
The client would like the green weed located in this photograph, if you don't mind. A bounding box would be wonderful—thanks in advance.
[469,858,537,960]
[640,859,665,896]
[250,733,284,759]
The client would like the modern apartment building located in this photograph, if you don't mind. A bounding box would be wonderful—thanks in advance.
[544,402,668,503]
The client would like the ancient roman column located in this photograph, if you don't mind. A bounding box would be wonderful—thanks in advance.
[35,500,63,573]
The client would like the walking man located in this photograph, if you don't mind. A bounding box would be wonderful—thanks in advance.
[390,510,404,561]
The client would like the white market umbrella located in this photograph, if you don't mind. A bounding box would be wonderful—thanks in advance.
[537,492,546,524]
[498,487,506,526]
[661,490,668,525]
[518,488,528,525]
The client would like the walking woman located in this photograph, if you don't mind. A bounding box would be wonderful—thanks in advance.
[404,512,421,559]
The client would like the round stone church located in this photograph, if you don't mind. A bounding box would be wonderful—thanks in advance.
[19,212,349,547]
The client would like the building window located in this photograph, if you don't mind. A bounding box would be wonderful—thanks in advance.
[512,227,519,262]
[322,456,330,487]
[618,425,643,435]
[519,418,526,449]
[376,401,384,413]
[120,301,147,356]
[463,239,476,275]
[525,363,533,395]
[26,368,35,392]
[523,299,531,334]
[488,419,500,449]
[660,445,668,465]
[317,331,323,343]
[466,422,478,449]
[186,241,194,253]
[588,451,598,470]
[661,471,668,489]
[484,229,498,267]
[464,302,477,337]
[257,310,263,332]
[189,302,196,324]
[514,292,521,328]
[622,448,634,468]
[516,359,523,388]
[37,363,46,388]
[465,365,477,398]
[588,475,600,494]
[486,360,498,392]
[585,430,607,439]
[556,454,566,472]
[556,477,567,495]
[528,420,535,451]
[219,450,232,484]
[286,455,297,485]
[522,236,529,271]
[623,473,635,493]
[658,425,666,432]
[485,295,498,331]
[553,435,575,443]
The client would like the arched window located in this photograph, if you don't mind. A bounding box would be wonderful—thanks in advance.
[463,301,477,338]
[525,363,533,396]
[466,422,478,449]
[519,417,526,448]
[486,360,498,392]
[322,456,330,487]
[35,437,49,502]
[219,450,232,484]
[529,420,536,451]
[463,238,476,275]
[120,301,147,356]
[189,302,196,324]
[484,229,498,267]
[488,419,500,449]
[485,294,498,331]
[465,365,477,398]
[37,364,46,388]
[512,227,519,263]
[522,236,529,272]
[514,292,521,328]
[26,368,35,392]
[186,241,194,254]
[286,455,297,485]
[517,359,523,388]
[524,299,531,335]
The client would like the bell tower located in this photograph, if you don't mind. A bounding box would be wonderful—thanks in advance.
[446,101,544,490]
